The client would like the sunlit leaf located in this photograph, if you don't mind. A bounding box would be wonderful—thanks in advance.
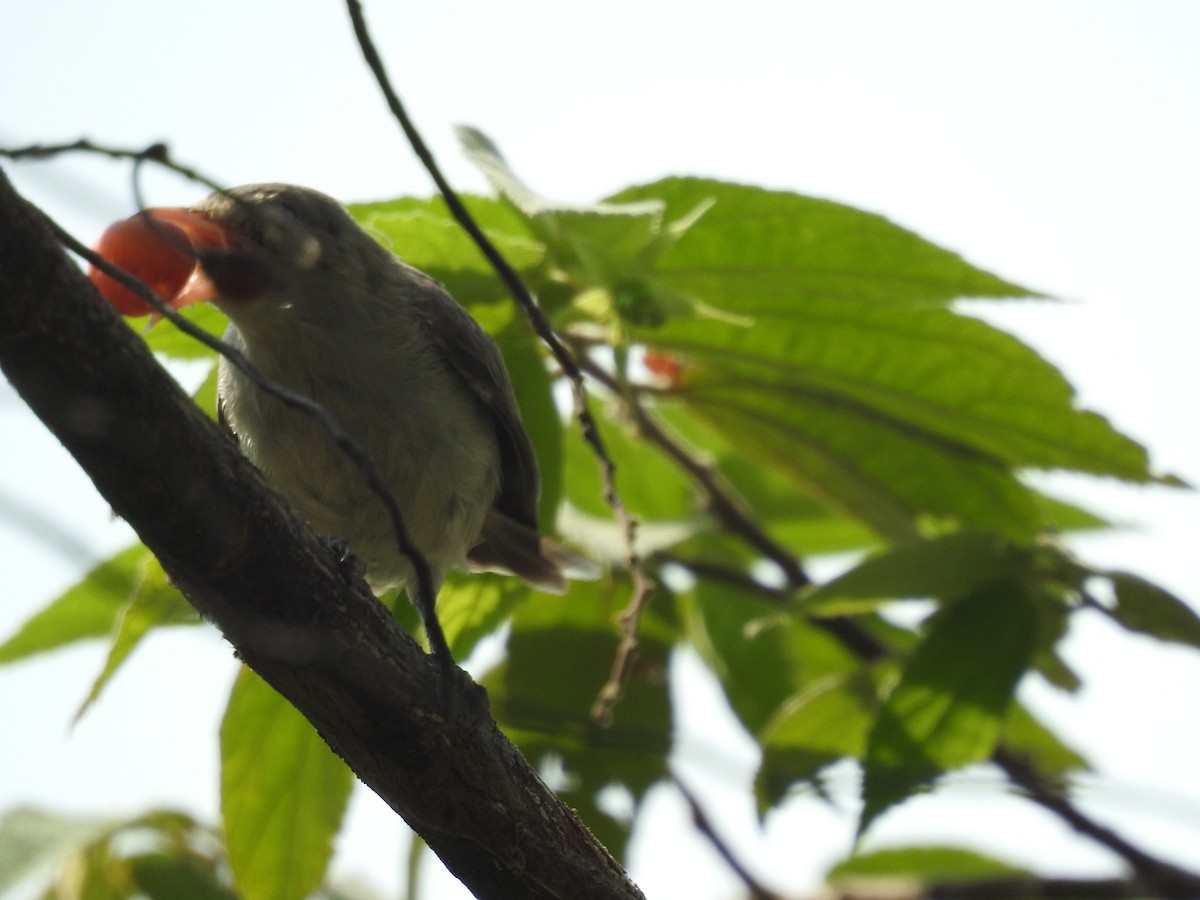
[0,544,154,664]
[607,177,1036,307]
[221,669,352,900]
[860,583,1038,835]
[74,555,198,723]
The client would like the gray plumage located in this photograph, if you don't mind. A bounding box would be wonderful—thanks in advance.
[199,184,567,595]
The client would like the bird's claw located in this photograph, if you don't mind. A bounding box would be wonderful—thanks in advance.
[321,536,367,584]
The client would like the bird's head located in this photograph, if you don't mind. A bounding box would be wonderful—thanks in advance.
[88,184,353,322]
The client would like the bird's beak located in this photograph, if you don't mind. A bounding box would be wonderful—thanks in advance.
[89,208,244,319]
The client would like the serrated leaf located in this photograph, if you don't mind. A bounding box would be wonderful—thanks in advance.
[221,668,353,900]
[825,845,1027,882]
[1107,572,1200,648]
[756,672,876,812]
[607,177,1037,307]
[801,532,1030,611]
[0,543,153,664]
[860,583,1038,836]
[74,555,198,723]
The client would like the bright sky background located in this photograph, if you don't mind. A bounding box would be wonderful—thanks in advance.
[2,2,1198,898]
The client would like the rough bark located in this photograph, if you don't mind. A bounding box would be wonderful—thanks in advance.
[0,168,645,900]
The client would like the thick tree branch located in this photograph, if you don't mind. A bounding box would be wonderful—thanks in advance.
[0,171,644,900]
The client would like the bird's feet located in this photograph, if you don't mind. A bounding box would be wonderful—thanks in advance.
[320,536,367,584]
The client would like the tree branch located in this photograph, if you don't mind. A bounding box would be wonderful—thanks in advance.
[0,171,644,900]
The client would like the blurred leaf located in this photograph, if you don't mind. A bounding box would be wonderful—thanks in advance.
[0,543,153,664]
[1000,702,1089,780]
[192,365,219,421]
[860,583,1038,836]
[483,579,672,857]
[130,853,240,900]
[221,668,353,900]
[801,532,1030,611]
[437,571,528,660]
[756,671,877,811]
[683,581,859,736]
[826,844,1027,882]
[74,555,198,723]
[0,807,119,893]
[143,303,229,360]
[607,177,1036,307]
[1106,572,1200,648]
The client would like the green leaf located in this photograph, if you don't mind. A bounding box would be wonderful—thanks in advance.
[143,303,229,360]
[683,581,859,736]
[801,532,1031,612]
[437,571,529,660]
[639,300,1157,538]
[349,195,543,305]
[74,555,198,723]
[221,668,353,900]
[484,579,672,858]
[1106,572,1200,648]
[999,703,1089,780]
[457,126,685,287]
[826,845,1027,882]
[0,807,119,893]
[607,177,1037,307]
[0,543,153,664]
[756,672,877,812]
[130,853,240,900]
[860,583,1038,836]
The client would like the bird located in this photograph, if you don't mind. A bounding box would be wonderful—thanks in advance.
[89,183,580,658]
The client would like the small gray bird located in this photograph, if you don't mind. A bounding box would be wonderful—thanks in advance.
[90,184,576,624]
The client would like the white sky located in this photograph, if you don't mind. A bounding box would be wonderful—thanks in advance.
[2,2,1198,898]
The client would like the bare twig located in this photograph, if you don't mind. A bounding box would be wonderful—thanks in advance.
[343,0,655,720]
[672,775,786,900]
[1,139,227,195]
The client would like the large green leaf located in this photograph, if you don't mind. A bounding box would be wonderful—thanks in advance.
[860,583,1038,835]
[221,668,353,900]
[607,177,1036,308]
[0,543,160,664]
[483,579,672,857]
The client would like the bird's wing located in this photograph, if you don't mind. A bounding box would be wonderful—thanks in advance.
[416,278,543,531]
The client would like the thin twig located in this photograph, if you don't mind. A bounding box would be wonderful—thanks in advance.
[42,209,451,679]
[672,774,786,900]
[343,0,655,720]
[1,139,227,195]
[993,748,1200,893]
